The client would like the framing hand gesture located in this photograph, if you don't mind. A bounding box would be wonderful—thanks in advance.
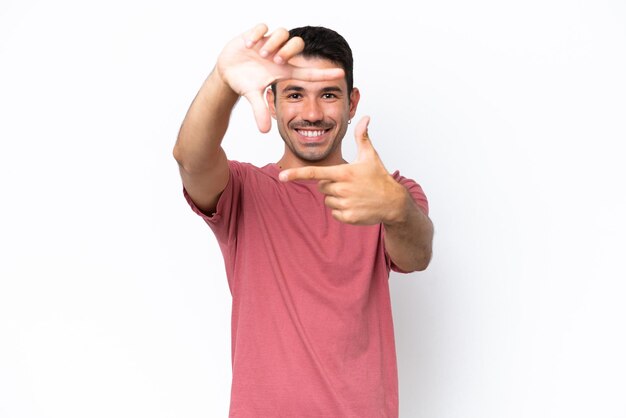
[216,23,345,133]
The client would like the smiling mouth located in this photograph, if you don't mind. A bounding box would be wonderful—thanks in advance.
[296,129,329,138]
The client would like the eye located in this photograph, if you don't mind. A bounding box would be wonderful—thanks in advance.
[322,93,337,99]
[287,93,302,99]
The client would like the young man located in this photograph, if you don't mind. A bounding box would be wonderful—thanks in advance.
[173,23,433,417]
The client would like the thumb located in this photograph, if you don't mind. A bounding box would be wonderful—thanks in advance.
[244,90,272,133]
[354,115,374,161]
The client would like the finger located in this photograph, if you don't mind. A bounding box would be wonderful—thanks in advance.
[273,36,304,64]
[354,115,375,161]
[318,180,348,198]
[331,209,364,225]
[244,91,271,133]
[279,164,346,182]
[330,209,352,224]
[258,27,290,58]
[244,23,269,48]
[289,67,345,82]
[318,179,333,195]
[324,195,345,210]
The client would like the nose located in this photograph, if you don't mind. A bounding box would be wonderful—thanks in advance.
[302,98,323,123]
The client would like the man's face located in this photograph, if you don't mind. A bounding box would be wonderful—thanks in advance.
[267,56,359,166]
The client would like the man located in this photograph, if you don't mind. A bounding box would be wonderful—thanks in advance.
[173,23,433,417]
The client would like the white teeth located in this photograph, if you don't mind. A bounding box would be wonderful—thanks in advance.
[298,130,324,137]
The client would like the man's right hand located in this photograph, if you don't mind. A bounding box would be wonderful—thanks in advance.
[215,23,345,133]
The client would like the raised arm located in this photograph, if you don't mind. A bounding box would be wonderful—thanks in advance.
[173,69,237,214]
[172,23,344,214]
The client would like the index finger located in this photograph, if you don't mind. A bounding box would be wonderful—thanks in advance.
[243,23,269,48]
[288,67,345,82]
[279,165,346,182]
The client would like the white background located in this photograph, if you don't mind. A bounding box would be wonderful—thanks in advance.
[1,0,625,417]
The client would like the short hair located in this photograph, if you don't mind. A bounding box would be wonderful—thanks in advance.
[271,26,354,96]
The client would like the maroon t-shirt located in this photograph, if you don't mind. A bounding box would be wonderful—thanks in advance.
[184,161,428,418]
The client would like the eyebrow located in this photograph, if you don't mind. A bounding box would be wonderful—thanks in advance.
[280,85,344,94]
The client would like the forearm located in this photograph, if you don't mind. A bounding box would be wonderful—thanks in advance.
[173,69,239,172]
[383,187,433,272]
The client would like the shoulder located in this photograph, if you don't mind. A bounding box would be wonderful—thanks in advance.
[226,160,284,193]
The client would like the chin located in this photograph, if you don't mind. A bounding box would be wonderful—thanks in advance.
[295,144,339,164]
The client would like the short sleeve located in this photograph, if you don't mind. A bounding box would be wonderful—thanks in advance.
[182,160,247,246]
[392,171,428,216]
[386,171,430,273]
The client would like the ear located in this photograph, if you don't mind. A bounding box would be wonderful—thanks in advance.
[266,88,277,119]
[349,87,360,119]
